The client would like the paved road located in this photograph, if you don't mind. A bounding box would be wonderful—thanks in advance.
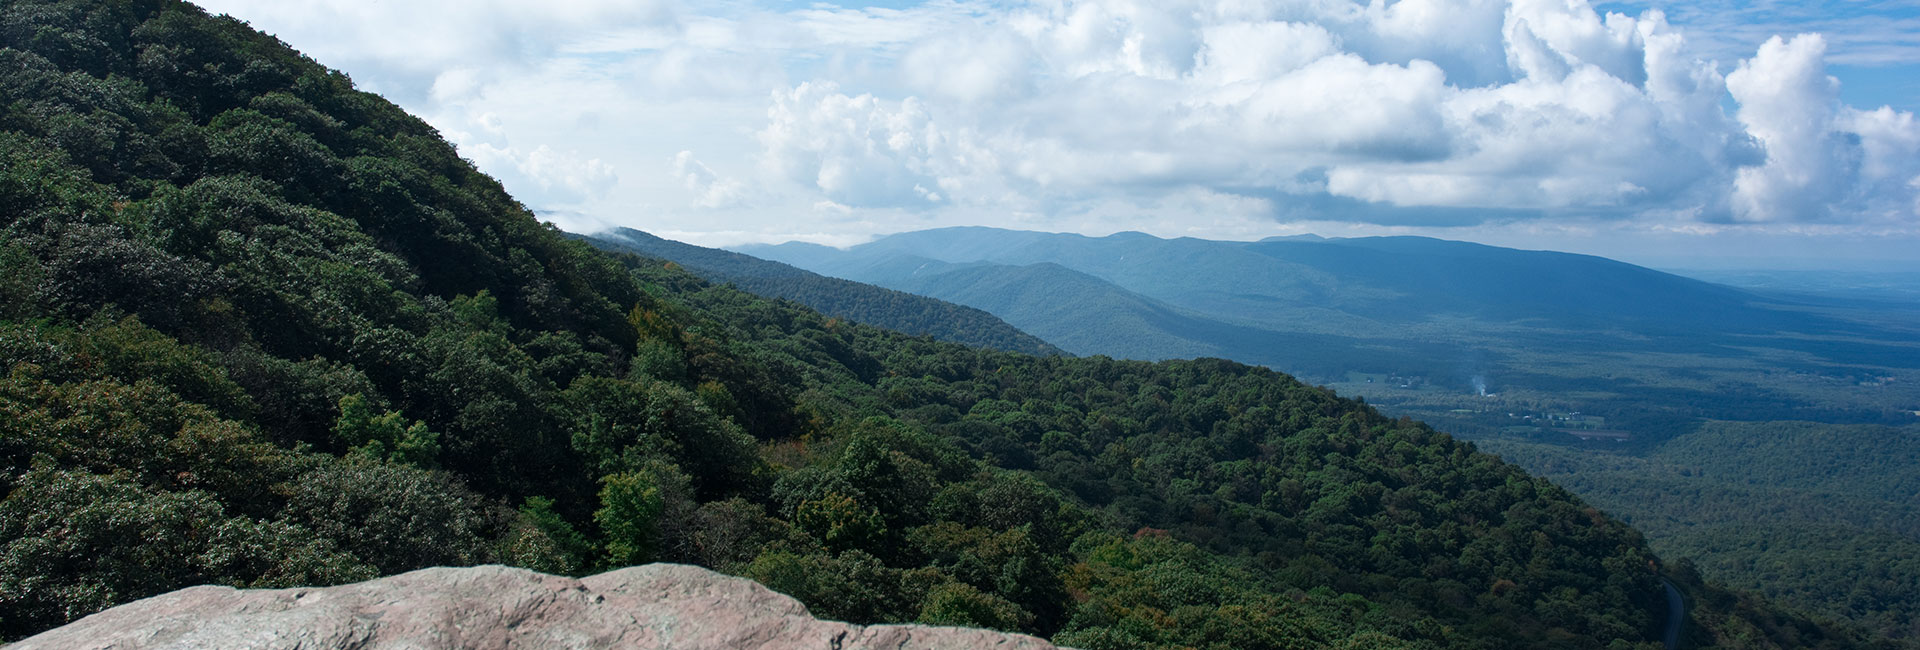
[1661,578,1685,650]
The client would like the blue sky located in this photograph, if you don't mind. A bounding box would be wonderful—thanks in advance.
[1595,0,1919,112]
[197,0,1920,270]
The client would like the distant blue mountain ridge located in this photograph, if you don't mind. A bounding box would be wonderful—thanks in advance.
[579,228,1062,357]
[734,227,1920,402]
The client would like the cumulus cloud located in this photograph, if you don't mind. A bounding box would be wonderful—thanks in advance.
[1351,0,1510,86]
[671,151,748,208]
[901,30,1034,103]
[1225,54,1453,159]
[468,142,619,206]
[1842,107,1920,220]
[745,0,1918,230]
[1725,34,1851,221]
[202,0,1920,253]
[1722,34,1920,223]
[1192,20,1339,86]
[1504,0,1648,84]
[760,82,957,208]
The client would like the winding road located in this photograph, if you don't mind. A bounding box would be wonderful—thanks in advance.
[1661,578,1685,650]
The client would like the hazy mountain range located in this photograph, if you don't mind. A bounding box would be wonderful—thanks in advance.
[736,227,1920,391]
[582,228,1060,356]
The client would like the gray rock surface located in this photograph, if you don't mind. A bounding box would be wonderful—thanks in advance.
[9,564,1062,649]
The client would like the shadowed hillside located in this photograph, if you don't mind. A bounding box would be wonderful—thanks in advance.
[583,228,1060,356]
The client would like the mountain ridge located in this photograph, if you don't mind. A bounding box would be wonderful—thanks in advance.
[581,228,1061,356]
[737,226,1920,405]
[744,226,1776,332]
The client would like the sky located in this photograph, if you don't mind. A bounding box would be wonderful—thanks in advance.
[192,0,1920,271]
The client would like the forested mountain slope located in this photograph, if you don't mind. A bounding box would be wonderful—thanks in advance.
[750,226,1779,334]
[744,228,1920,438]
[0,1,1873,648]
[742,240,1469,378]
[581,228,1059,356]
[813,252,1230,361]
[1485,421,1920,645]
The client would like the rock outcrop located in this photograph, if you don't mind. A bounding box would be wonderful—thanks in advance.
[9,564,1063,649]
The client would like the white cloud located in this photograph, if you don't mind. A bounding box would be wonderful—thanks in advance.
[1594,0,1920,69]
[1356,0,1510,85]
[672,151,748,208]
[1223,53,1453,159]
[1011,0,1205,79]
[1192,20,1341,86]
[468,142,619,206]
[901,30,1034,103]
[1725,34,1851,222]
[1504,0,1647,85]
[760,82,959,208]
[198,0,1920,263]
[1839,106,1920,222]
[203,0,679,101]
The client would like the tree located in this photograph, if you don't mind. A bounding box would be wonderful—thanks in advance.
[330,393,438,467]
[596,470,664,567]
[919,580,1031,632]
[794,491,886,553]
